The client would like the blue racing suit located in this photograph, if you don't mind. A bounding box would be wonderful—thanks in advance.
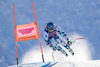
[44,26,74,56]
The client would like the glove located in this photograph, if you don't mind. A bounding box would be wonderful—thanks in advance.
[52,46,57,51]
[67,40,72,46]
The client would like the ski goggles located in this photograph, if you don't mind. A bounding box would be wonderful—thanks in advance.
[48,28,55,32]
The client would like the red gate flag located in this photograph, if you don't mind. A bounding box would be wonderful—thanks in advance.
[13,1,44,64]
[15,22,40,41]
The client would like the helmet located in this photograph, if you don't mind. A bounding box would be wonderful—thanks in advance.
[46,22,55,32]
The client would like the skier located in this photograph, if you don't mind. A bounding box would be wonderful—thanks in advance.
[44,22,74,56]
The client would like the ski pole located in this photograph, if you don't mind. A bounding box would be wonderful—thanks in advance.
[52,51,55,62]
[72,38,87,43]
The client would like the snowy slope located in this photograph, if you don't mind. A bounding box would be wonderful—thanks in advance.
[9,60,100,67]
[8,62,51,67]
[21,34,93,64]
[52,60,100,67]
[8,34,97,67]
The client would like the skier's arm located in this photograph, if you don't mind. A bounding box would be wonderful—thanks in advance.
[44,31,57,50]
[56,26,72,45]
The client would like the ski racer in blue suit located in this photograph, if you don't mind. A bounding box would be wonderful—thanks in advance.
[44,22,74,57]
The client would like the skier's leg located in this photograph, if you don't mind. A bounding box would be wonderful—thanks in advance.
[57,46,68,57]
[53,35,68,56]
[65,45,74,56]
[55,36,74,56]
[51,37,67,56]
[55,37,74,56]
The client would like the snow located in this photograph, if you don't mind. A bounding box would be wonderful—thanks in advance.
[8,62,51,67]
[8,33,98,67]
[21,33,93,63]
[9,60,100,67]
[52,60,100,67]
